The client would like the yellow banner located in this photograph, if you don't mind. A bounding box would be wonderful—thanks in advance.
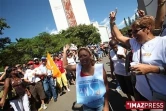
[46,53,61,78]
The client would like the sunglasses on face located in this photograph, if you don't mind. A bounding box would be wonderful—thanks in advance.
[12,68,17,71]
[132,26,147,34]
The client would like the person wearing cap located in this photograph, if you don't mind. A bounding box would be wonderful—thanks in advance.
[24,60,47,110]
[38,57,57,102]
[53,53,70,94]
[33,58,41,68]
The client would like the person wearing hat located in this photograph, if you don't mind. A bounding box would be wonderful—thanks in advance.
[24,60,47,110]
[33,58,41,68]
[38,57,57,102]
[53,53,70,94]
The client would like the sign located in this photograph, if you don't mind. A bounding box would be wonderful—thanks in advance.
[126,101,165,110]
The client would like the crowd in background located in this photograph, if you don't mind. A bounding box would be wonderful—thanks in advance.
[0,43,108,111]
[0,0,166,111]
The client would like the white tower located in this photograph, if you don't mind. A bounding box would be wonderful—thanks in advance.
[49,0,90,32]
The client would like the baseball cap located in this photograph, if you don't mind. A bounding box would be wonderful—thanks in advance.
[34,58,39,61]
[41,56,46,60]
[27,61,34,65]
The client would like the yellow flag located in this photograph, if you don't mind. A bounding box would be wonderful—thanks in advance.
[46,53,61,78]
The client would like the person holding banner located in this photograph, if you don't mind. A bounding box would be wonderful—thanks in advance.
[53,53,70,95]
[38,57,57,102]
[63,45,109,111]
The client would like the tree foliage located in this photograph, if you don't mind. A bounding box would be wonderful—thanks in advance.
[61,24,100,46]
[0,24,100,68]
[120,26,130,36]
[0,18,11,49]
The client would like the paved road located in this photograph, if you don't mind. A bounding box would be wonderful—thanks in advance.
[45,56,130,111]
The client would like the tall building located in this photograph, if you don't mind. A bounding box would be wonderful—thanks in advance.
[49,0,90,32]
[49,0,110,43]
[92,21,110,43]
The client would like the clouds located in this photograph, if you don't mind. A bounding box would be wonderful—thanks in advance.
[117,21,125,28]
[99,18,111,37]
[45,27,58,34]
[98,13,136,29]
[100,18,109,26]
[117,13,136,28]
[117,9,138,29]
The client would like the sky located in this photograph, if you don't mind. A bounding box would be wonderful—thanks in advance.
[0,0,138,42]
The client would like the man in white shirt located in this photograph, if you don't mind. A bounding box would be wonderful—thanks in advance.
[24,60,47,110]
[38,57,57,102]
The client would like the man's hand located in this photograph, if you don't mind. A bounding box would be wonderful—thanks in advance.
[158,0,166,6]
[109,9,117,23]
[63,44,70,52]
[130,64,157,75]
[4,66,8,72]
[17,68,22,72]
[137,10,145,17]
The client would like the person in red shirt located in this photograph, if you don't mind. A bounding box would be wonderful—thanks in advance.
[33,58,41,68]
[54,53,70,95]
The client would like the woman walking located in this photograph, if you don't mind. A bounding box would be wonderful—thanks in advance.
[63,45,109,111]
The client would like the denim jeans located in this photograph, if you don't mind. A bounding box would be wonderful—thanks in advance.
[42,76,57,100]
[83,105,103,111]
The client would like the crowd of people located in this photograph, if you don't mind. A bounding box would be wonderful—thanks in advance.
[108,0,166,110]
[0,43,108,111]
[0,0,166,111]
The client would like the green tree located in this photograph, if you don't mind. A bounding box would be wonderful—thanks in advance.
[0,24,101,68]
[120,26,130,36]
[61,24,101,46]
[0,18,11,49]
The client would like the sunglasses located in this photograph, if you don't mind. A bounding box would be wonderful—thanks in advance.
[12,68,17,71]
[132,26,147,34]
